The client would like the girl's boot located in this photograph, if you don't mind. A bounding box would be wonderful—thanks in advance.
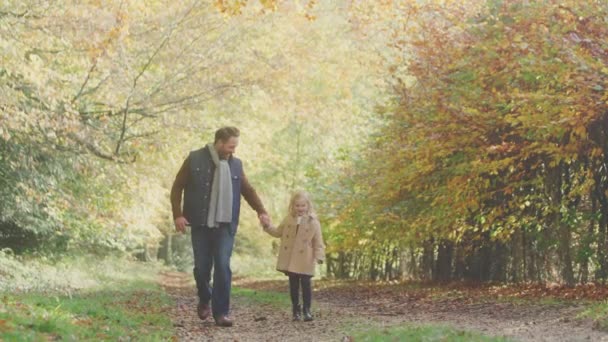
[303,306,313,322]
[292,304,302,321]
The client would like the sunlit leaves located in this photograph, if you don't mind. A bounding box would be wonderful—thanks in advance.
[325,0,608,283]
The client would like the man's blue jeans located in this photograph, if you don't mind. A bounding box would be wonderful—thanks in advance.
[190,223,234,318]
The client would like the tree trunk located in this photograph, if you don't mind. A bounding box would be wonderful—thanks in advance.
[588,112,608,282]
[547,162,574,286]
[157,234,173,265]
[421,239,435,281]
[453,242,466,281]
[409,247,419,279]
[579,196,596,283]
[479,241,492,282]
[491,241,507,282]
[596,192,608,282]
[511,229,523,283]
[558,222,575,286]
[435,239,453,282]
[337,251,347,279]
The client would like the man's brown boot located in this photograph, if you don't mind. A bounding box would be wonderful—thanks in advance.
[197,303,211,320]
[214,315,234,327]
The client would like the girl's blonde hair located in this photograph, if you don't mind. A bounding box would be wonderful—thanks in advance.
[287,190,315,217]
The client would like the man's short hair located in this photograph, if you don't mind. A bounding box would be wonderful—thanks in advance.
[214,126,240,143]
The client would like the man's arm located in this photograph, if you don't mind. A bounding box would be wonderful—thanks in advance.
[240,170,267,217]
[171,157,190,232]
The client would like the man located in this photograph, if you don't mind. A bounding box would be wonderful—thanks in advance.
[171,126,270,327]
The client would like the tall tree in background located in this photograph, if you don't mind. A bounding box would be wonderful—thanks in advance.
[327,0,608,285]
[0,0,382,260]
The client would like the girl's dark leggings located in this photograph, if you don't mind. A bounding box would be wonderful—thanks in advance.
[288,273,312,309]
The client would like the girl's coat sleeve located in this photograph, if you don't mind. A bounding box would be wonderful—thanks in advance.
[264,217,286,238]
[312,218,325,262]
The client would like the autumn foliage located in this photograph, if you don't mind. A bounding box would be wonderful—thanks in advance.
[324,0,608,286]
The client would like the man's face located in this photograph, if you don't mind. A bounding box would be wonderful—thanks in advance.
[216,136,239,159]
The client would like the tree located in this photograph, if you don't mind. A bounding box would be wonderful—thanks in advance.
[327,0,608,284]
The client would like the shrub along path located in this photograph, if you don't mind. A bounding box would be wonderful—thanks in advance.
[159,271,608,341]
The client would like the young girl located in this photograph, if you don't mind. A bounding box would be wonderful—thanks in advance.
[263,190,325,321]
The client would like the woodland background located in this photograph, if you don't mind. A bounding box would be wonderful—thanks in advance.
[2,0,608,289]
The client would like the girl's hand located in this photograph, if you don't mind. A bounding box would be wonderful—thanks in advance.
[258,213,272,228]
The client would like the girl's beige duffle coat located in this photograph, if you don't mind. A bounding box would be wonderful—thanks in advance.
[264,214,325,276]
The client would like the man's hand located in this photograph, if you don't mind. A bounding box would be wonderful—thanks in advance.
[258,213,271,228]
[174,216,189,234]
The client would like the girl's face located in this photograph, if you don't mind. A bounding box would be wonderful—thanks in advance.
[294,198,309,216]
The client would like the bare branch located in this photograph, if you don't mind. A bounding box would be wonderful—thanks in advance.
[66,132,115,161]
[71,61,104,104]
[115,3,198,156]
[141,83,240,115]
[0,10,41,19]
[66,132,134,164]
[122,130,159,141]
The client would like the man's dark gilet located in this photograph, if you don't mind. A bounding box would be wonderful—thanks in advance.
[182,146,243,235]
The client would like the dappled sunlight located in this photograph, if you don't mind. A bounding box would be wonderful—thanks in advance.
[0,252,164,294]
[2,0,608,340]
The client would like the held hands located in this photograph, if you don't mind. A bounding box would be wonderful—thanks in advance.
[258,213,272,229]
[174,216,189,234]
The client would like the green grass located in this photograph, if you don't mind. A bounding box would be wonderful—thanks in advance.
[0,253,175,341]
[231,253,281,279]
[494,295,563,306]
[232,287,291,307]
[0,280,174,341]
[349,324,513,342]
[233,285,512,341]
[578,299,608,331]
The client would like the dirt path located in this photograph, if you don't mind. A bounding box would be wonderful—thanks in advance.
[160,272,608,341]
[160,272,348,341]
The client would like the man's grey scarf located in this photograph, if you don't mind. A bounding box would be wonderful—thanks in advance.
[207,143,233,228]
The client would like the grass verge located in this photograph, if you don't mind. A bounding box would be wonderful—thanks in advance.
[233,284,512,341]
[0,281,173,341]
[348,324,512,342]
[578,300,608,332]
[232,287,291,307]
[0,253,174,341]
